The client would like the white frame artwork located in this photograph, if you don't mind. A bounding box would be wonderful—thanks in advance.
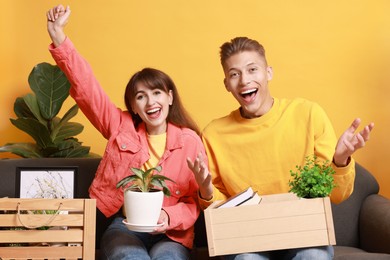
[16,167,77,199]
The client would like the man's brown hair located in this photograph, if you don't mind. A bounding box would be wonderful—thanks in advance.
[220,37,267,68]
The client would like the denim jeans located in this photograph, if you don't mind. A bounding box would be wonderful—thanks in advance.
[100,216,190,260]
[223,246,334,260]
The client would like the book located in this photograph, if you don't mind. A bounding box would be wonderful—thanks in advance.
[215,187,256,208]
[239,192,262,206]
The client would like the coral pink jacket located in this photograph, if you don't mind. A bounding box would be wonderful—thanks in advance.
[49,38,204,249]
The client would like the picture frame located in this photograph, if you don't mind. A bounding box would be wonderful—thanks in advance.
[15,167,78,199]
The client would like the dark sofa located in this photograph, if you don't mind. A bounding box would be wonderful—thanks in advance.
[0,158,389,259]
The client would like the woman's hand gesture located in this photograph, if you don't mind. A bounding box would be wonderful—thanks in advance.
[187,153,213,200]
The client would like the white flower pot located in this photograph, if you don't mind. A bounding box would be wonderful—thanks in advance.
[123,189,164,226]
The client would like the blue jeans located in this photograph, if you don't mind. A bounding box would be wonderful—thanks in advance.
[224,246,334,260]
[100,216,190,260]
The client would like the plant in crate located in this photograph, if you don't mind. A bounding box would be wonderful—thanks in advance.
[288,155,336,198]
[116,166,174,227]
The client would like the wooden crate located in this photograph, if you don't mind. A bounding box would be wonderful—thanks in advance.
[204,193,335,256]
[0,198,96,260]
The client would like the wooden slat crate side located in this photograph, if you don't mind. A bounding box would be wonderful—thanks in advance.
[209,197,326,224]
[259,193,299,203]
[212,230,331,256]
[210,214,327,240]
[0,198,85,211]
[0,214,84,227]
[82,199,96,260]
[0,229,83,243]
[205,194,335,256]
[204,205,217,257]
[323,197,336,245]
[0,198,96,259]
[0,245,82,258]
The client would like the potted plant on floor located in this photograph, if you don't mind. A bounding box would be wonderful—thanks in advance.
[0,62,92,158]
[0,62,100,218]
[288,155,336,198]
[116,165,174,229]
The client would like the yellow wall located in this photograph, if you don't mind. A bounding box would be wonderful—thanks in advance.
[2,1,390,198]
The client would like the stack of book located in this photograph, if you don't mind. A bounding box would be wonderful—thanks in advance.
[215,187,261,209]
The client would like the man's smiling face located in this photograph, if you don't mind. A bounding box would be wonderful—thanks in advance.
[223,50,273,119]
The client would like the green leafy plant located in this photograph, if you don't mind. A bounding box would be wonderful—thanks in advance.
[288,155,336,198]
[0,62,91,158]
[116,166,175,197]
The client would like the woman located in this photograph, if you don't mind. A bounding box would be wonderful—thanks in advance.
[47,5,205,260]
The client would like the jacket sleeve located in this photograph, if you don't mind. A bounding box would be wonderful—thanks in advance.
[311,102,355,204]
[162,135,205,231]
[162,186,199,231]
[49,37,128,140]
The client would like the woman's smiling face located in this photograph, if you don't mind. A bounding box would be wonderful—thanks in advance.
[223,50,273,119]
[132,82,173,135]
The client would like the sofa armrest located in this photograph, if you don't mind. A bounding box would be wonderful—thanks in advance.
[359,194,390,254]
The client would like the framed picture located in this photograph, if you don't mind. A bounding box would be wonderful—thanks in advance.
[16,167,77,199]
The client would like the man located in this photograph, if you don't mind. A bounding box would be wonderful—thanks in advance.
[187,37,374,260]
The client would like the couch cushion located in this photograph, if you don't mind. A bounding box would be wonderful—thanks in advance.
[360,194,390,254]
[334,246,390,260]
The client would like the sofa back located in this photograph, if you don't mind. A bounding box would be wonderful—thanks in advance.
[331,163,379,248]
[0,158,380,252]
[0,158,100,199]
[0,157,108,249]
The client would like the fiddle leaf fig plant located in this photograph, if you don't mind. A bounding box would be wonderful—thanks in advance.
[116,166,175,197]
[288,155,336,198]
[0,62,91,158]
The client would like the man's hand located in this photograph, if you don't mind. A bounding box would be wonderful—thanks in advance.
[187,153,213,200]
[334,118,374,167]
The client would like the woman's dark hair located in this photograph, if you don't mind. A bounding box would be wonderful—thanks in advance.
[124,68,200,135]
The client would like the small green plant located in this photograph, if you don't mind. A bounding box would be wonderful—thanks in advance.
[116,166,174,197]
[288,155,336,198]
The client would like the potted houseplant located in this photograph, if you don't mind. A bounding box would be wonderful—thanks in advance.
[0,62,92,158]
[288,155,336,198]
[116,165,174,227]
[0,63,100,226]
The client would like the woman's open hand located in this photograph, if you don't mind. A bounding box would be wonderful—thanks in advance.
[187,153,213,200]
